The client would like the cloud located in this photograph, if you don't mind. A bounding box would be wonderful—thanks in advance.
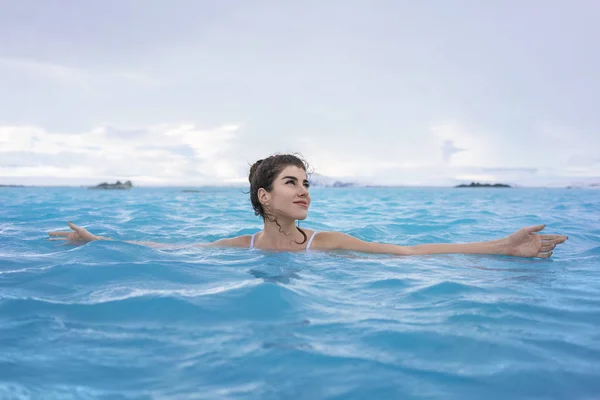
[0,57,160,88]
[0,123,242,185]
[568,154,600,167]
[440,140,465,163]
[478,167,538,174]
[0,57,86,84]
[431,122,493,166]
[1,119,599,187]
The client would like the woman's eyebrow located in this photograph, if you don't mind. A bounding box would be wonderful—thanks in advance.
[281,176,309,182]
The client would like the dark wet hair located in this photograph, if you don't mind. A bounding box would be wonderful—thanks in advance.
[249,153,310,244]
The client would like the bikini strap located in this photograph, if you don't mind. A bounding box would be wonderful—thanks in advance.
[251,231,316,250]
[306,231,319,251]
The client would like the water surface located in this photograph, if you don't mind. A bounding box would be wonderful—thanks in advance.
[1,187,599,399]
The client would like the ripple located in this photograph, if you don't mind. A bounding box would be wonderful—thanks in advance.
[365,278,419,290]
[403,281,485,300]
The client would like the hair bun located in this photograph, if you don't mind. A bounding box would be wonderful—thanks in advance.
[248,159,264,183]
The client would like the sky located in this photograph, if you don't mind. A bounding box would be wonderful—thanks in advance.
[1,0,599,187]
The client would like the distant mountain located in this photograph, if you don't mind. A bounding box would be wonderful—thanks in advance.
[89,180,133,190]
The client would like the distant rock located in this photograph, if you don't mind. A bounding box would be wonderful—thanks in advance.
[455,181,511,188]
[0,184,25,188]
[89,180,133,190]
[566,181,600,189]
[309,173,358,188]
[332,181,355,187]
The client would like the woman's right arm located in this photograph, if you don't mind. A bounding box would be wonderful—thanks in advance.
[124,236,251,248]
[49,222,177,248]
[48,222,250,249]
[196,236,251,248]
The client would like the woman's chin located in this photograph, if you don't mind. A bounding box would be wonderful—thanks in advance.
[295,212,308,221]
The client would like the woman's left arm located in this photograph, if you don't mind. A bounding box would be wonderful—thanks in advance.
[316,224,568,258]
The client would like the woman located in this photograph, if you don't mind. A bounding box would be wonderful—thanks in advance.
[49,154,568,257]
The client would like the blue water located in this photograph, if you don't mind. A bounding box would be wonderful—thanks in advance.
[1,187,599,399]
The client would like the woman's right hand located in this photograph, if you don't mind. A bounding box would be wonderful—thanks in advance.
[48,221,106,243]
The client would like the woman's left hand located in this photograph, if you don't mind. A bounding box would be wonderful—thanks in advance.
[504,224,568,258]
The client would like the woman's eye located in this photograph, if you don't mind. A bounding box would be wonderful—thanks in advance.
[286,180,309,188]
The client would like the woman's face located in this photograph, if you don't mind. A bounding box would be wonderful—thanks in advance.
[260,165,311,221]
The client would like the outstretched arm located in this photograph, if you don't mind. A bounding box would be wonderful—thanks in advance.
[48,222,184,249]
[48,222,247,249]
[319,225,567,258]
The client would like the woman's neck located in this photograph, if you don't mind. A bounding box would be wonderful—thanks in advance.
[260,217,303,249]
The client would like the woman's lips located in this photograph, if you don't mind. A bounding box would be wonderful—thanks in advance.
[294,201,308,208]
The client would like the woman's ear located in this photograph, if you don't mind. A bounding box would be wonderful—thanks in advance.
[257,188,269,206]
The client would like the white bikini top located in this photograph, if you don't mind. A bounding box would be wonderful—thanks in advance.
[249,231,319,251]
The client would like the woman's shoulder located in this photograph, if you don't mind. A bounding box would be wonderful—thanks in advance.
[308,231,343,250]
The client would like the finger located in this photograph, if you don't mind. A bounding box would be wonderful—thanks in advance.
[48,237,68,241]
[536,251,553,259]
[48,231,69,237]
[67,221,81,232]
[542,237,568,245]
[526,224,546,233]
[540,243,555,252]
[541,234,568,241]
